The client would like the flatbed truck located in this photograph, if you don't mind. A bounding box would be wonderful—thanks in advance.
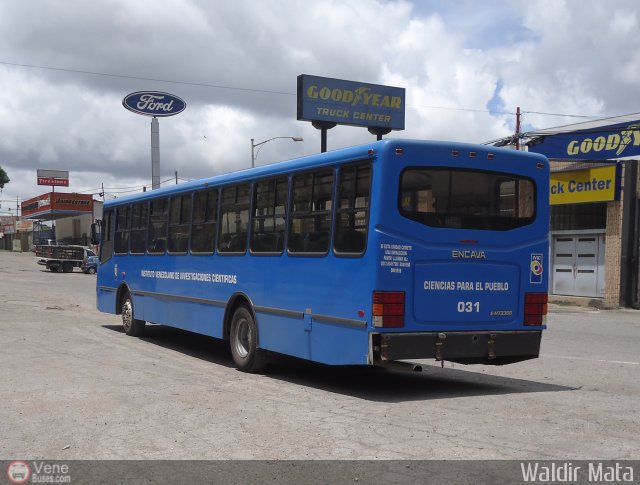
[35,245,96,273]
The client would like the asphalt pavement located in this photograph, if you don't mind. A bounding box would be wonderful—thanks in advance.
[1,250,639,461]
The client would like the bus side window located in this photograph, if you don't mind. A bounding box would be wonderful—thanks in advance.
[251,176,287,254]
[100,209,114,263]
[334,162,371,255]
[190,189,217,254]
[168,193,192,254]
[130,202,149,254]
[147,198,169,254]
[288,169,334,254]
[114,205,131,255]
[218,184,250,254]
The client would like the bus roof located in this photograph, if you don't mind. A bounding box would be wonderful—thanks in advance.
[104,138,547,208]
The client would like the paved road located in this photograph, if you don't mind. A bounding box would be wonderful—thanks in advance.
[1,250,639,460]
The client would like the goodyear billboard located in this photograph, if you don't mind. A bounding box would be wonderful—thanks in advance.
[529,121,640,160]
[297,74,405,130]
[550,165,621,205]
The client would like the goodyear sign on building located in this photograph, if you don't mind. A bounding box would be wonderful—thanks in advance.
[529,120,640,160]
[550,165,621,205]
[297,74,405,130]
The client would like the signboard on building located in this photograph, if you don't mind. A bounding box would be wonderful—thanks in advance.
[0,216,13,238]
[123,91,186,117]
[15,220,34,232]
[21,192,93,218]
[529,121,640,160]
[550,165,621,205]
[1,216,16,235]
[297,75,405,130]
[37,169,69,187]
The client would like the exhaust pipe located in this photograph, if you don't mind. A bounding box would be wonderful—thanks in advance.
[375,360,423,373]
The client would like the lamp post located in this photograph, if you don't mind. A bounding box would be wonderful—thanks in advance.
[251,136,303,168]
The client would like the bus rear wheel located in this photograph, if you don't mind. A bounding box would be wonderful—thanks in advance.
[121,293,145,337]
[230,305,266,373]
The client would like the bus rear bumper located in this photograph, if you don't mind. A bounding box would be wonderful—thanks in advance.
[372,330,542,366]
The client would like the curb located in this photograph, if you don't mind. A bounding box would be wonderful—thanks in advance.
[548,295,614,310]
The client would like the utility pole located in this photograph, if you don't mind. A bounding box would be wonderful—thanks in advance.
[175,171,178,184]
[151,117,160,190]
[515,106,521,150]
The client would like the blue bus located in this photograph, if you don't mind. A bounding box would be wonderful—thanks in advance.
[96,139,549,372]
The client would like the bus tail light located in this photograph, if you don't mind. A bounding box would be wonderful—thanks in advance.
[524,292,548,326]
[372,291,404,328]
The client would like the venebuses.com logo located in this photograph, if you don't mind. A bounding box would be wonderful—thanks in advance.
[7,461,30,484]
[6,461,71,483]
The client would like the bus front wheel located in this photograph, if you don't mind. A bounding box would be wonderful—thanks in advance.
[122,293,145,337]
[230,305,266,373]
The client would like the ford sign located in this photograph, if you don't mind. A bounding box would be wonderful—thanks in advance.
[122,91,186,117]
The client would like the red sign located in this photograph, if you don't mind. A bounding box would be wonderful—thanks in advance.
[51,193,92,212]
[37,177,69,187]
[21,192,93,218]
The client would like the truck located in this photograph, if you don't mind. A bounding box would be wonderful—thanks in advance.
[35,245,97,273]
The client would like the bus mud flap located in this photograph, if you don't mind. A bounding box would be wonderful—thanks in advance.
[487,333,497,360]
[435,333,446,361]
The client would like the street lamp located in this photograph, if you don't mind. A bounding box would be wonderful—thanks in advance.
[251,136,303,168]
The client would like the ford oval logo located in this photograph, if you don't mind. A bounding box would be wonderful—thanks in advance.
[122,91,186,117]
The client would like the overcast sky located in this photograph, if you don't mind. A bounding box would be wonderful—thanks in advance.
[0,0,639,211]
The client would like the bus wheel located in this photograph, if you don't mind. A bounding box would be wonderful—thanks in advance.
[121,293,145,337]
[230,305,266,373]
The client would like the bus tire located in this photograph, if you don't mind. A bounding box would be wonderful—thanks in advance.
[121,293,145,337]
[230,305,266,373]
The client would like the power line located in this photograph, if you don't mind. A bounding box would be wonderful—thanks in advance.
[0,60,295,96]
[1,59,620,120]
[409,104,513,116]
[523,110,601,119]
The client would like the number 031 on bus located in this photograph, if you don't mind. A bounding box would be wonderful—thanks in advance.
[96,139,549,372]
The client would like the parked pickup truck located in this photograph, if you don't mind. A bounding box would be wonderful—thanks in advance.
[35,245,97,273]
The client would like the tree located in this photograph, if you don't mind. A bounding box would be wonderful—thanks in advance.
[0,166,9,189]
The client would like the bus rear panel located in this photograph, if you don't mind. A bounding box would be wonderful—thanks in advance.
[369,141,549,366]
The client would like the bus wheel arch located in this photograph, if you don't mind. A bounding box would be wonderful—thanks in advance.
[223,293,257,340]
[224,294,266,373]
[118,284,145,336]
[115,283,131,316]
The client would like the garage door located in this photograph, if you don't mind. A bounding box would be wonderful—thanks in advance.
[552,234,605,298]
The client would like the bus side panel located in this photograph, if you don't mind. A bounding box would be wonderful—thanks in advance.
[249,256,374,365]
[142,297,224,338]
[256,312,311,361]
[309,323,369,365]
[257,315,370,365]
[97,286,117,315]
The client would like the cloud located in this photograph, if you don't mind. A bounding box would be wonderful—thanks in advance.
[494,0,640,127]
[0,0,637,211]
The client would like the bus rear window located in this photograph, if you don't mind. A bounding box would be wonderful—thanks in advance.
[399,168,535,230]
